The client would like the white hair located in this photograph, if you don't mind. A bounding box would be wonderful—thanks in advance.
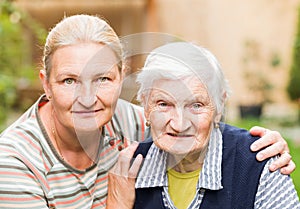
[136,42,231,116]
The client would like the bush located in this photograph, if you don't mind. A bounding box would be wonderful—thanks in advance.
[0,0,46,128]
[287,6,300,123]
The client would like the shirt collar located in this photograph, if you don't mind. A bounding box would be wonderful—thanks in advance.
[136,128,223,191]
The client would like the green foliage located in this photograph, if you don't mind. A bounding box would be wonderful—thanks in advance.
[0,0,46,127]
[242,40,274,105]
[288,6,300,124]
[288,6,300,101]
[289,140,300,198]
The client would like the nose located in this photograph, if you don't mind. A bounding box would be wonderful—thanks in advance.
[77,83,97,108]
[169,108,191,132]
[78,96,97,108]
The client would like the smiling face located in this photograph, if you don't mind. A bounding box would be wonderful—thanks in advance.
[41,42,123,132]
[144,77,215,156]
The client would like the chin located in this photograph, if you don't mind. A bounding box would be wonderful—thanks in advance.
[167,148,192,156]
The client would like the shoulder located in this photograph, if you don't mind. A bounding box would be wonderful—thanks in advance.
[255,157,300,208]
[0,99,45,160]
[112,99,148,141]
[114,99,145,124]
[116,99,144,113]
[221,123,259,147]
[1,95,43,137]
[220,123,262,165]
[133,137,153,158]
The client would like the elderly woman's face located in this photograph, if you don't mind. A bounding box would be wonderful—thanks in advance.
[43,42,122,131]
[145,77,215,156]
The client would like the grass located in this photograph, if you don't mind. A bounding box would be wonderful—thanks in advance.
[229,117,300,198]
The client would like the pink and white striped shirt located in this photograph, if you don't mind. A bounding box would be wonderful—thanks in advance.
[0,95,149,208]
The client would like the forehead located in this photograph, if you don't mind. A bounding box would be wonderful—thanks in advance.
[150,77,209,100]
[51,43,119,74]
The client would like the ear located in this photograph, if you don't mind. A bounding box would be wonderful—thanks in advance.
[214,112,222,124]
[39,69,51,99]
[141,94,151,120]
[214,90,227,123]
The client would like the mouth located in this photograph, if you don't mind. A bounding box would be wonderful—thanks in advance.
[71,109,102,114]
[167,133,193,138]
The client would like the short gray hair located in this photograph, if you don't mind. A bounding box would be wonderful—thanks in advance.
[136,42,231,115]
[43,14,123,79]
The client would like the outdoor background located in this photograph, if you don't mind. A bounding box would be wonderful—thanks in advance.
[1,0,299,197]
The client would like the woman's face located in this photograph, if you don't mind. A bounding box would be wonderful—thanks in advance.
[144,77,215,156]
[42,42,123,132]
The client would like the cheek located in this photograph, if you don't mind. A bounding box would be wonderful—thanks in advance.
[51,88,75,108]
[150,111,169,131]
[98,83,122,99]
[195,114,214,139]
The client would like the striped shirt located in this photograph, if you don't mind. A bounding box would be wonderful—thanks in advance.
[135,128,300,209]
[0,95,149,209]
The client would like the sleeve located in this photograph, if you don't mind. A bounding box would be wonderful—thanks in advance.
[254,157,300,209]
[0,146,49,208]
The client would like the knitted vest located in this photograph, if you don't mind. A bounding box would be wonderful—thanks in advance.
[133,124,268,209]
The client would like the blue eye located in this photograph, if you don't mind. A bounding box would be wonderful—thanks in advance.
[157,101,171,111]
[64,78,75,85]
[190,103,204,112]
[192,103,202,108]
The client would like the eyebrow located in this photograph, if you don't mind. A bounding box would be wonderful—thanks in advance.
[185,93,211,104]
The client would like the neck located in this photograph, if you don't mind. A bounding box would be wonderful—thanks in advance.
[40,102,101,170]
[168,148,207,173]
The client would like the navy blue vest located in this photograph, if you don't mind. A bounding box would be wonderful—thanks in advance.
[133,124,268,209]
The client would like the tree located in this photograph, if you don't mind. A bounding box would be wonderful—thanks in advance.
[0,0,46,129]
[287,6,300,123]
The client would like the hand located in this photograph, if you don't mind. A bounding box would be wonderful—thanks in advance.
[106,142,143,209]
[249,126,295,174]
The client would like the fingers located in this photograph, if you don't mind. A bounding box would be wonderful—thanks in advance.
[250,128,289,154]
[280,160,296,175]
[129,154,143,178]
[111,142,143,178]
[249,126,268,137]
[249,126,295,174]
[254,138,286,161]
[117,142,138,176]
[107,142,141,209]
[269,151,293,172]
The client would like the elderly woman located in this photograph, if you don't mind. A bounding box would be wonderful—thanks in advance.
[108,42,299,209]
[0,14,295,208]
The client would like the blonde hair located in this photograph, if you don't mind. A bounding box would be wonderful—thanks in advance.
[43,14,123,79]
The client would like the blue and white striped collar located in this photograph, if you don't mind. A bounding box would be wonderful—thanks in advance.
[135,128,223,191]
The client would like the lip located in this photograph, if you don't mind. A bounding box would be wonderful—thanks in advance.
[71,109,102,114]
[167,133,194,138]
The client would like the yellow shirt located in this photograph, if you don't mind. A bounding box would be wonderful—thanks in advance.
[167,168,201,209]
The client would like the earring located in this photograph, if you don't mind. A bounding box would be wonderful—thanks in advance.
[214,122,220,129]
[48,95,52,100]
[146,120,151,127]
